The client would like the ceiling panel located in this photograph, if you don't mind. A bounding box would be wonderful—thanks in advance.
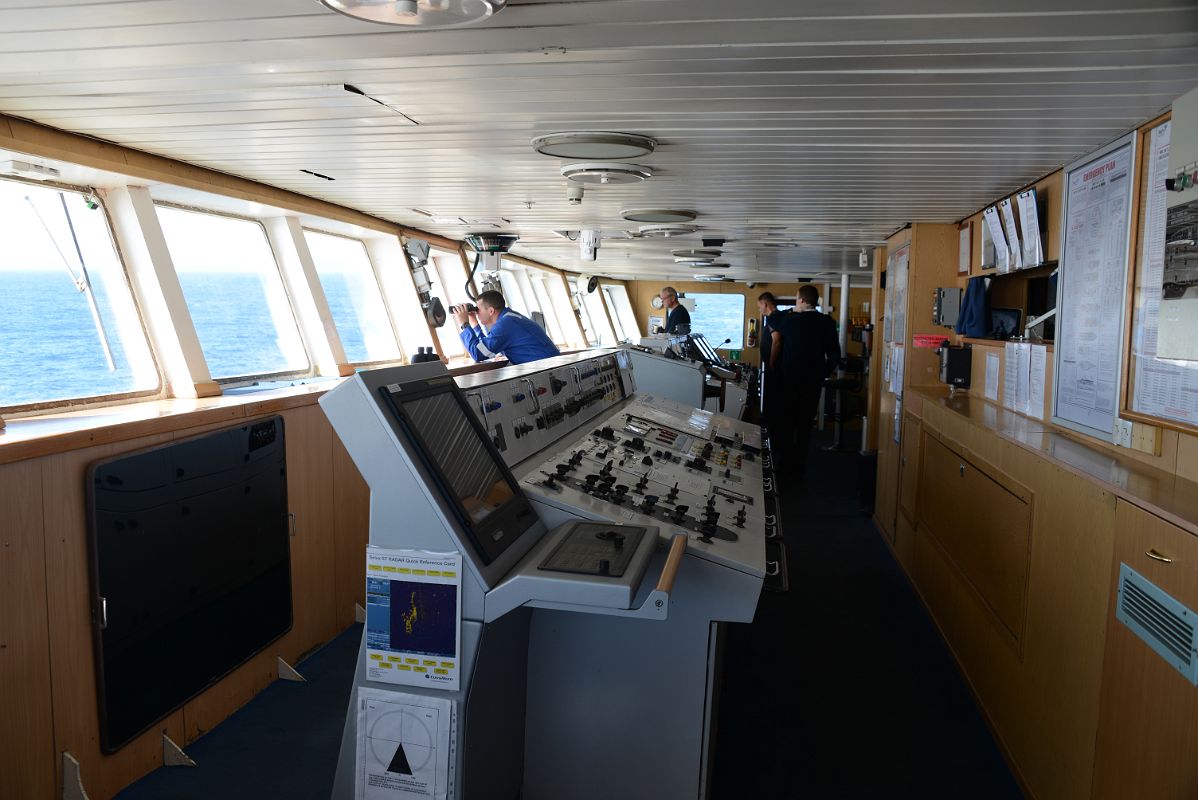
[0,0,1195,279]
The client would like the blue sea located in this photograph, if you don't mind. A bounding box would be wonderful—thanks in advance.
[0,270,371,408]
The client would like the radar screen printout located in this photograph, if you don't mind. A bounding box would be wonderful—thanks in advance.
[365,549,463,691]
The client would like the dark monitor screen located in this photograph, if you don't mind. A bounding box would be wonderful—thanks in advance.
[87,417,292,753]
[379,380,537,566]
[990,307,1023,339]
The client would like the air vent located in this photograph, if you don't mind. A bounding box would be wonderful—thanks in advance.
[533,131,656,159]
[1116,563,1198,685]
[560,162,652,185]
[621,208,697,224]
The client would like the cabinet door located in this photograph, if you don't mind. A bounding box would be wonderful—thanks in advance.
[917,434,1033,640]
[898,414,922,524]
[1093,501,1198,799]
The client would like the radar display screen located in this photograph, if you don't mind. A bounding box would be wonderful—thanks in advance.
[379,380,536,566]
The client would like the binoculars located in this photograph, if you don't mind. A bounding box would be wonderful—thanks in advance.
[450,303,478,314]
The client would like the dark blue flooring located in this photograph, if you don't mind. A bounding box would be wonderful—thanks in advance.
[119,430,1022,800]
[710,430,1023,799]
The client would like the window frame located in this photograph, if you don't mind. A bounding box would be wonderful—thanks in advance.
[0,177,163,416]
[155,201,313,387]
[302,226,406,369]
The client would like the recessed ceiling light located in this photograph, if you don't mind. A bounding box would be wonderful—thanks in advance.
[319,0,505,27]
[639,223,696,238]
[533,131,657,160]
[621,208,697,224]
[675,258,715,266]
[560,162,653,185]
[672,248,722,260]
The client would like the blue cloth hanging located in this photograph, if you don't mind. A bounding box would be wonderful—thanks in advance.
[955,276,990,337]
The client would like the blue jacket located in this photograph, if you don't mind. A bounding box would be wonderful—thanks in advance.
[460,307,561,365]
[955,276,990,338]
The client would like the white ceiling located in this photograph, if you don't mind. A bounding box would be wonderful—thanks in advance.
[1,0,1195,281]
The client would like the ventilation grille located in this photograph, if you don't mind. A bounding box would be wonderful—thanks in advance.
[1116,563,1198,685]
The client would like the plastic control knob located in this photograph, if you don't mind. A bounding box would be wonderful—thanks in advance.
[484,401,502,413]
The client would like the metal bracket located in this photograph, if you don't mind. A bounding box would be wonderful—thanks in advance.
[162,734,196,767]
[277,656,306,682]
[354,602,367,623]
[61,752,91,800]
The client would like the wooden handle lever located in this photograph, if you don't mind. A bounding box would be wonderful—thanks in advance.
[655,533,688,594]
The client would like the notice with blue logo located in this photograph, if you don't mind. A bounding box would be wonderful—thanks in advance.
[365,549,462,691]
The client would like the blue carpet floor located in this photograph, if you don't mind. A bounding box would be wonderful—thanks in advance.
[119,430,1022,800]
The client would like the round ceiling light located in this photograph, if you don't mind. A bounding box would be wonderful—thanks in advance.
[533,131,657,160]
[621,208,697,224]
[319,0,505,27]
[560,162,653,185]
[672,248,721,260]
[639,223,696,238]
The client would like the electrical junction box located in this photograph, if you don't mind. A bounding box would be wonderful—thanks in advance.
[932,287,962,328]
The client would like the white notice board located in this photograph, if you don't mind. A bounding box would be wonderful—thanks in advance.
[1052,132,1137,442]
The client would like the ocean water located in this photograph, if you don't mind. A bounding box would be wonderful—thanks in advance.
[688,294,746,349]
[0,270,328,407]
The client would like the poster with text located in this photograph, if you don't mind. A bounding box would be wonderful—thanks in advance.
[355,687,455,800]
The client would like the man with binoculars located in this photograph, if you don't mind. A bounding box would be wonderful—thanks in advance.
[451,290,561,365]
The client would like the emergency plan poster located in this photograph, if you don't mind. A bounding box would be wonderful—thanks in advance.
[355,687,455,800]
[1054,138,1134,437]
[365,549,462,691]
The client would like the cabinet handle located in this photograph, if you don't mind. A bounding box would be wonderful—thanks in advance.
[1145,548,1173,564]
[959,463,966,477]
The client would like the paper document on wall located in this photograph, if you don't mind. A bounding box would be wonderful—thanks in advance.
[889,345,904,396]
[365,549,463,691]
[1029,345,1048,420]
[985,352,1000,402]
[1130,122,1198,424]
[1014,343,1031,415]
[999,198,1024,271]
[1017,189,1044,267]
[1003,342,1019,410]
[958,224,971,274]
[355,687,455,800]
[984,206,1011,274]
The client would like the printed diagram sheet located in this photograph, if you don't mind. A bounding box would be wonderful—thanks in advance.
[365,549,462,691]
[356,687,455,800]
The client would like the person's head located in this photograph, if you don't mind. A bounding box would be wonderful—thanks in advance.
[797,284,820,310]
[659,286,679,309]
[757,291,777,314]
[476,290,506,325]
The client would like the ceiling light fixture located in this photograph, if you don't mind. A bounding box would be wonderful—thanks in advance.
[560,162,653,185]
[671,249,721,260]
[532,131,657,160]
[319,0,505,27]
[621,208,697,224]
[638,223,696,238]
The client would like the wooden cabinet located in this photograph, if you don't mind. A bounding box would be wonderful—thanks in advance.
[918,433,1032,640]
[898,412,922,525]
[1092,501,1198,799]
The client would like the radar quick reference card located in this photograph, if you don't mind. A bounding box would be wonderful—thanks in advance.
[355,686,455,800]
[365,549,462,691]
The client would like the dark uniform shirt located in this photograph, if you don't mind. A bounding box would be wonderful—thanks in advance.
[760,309,789,369]
[665,303,691,333]
[778,309,841,384]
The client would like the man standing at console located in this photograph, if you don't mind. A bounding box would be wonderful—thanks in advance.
[776,284,840,477]
[452,290,560,365]
[756,291,790,460]
[660,286,691,333]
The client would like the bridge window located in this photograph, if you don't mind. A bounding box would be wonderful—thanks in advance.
[0,179,157,409]
[157,205,308,380]
[688,293,745,349]
[304,229,401,365]
[602,283,640,341]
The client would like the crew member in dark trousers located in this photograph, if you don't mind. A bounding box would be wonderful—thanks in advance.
[777,284,840,477]
[756,291,790,461]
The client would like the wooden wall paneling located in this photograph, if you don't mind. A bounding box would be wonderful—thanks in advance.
[181,648,278,746]
[874,388,901,543]
[1177,432,1198,483]
[41,438,187,800]
[905,223,959,392]
[0,460,56,800]
[1092,500,1198,798]
[898,413,922,527]
[278,405,339,665]
[866,245,888,452]
[332,432,370,629]
[912,431,1116,800]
